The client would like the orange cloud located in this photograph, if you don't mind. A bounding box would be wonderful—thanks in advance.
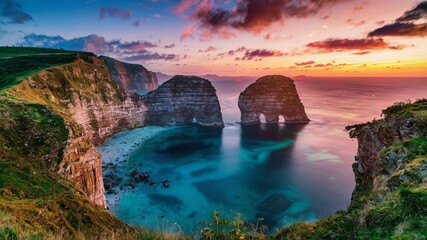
[306,38,404,54]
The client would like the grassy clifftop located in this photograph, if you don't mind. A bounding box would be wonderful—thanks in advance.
[0,47,81,91]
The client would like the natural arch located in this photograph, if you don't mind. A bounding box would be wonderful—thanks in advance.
[238,75,310,125]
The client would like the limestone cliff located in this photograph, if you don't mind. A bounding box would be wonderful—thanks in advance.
[238,75,310,125]
[101,56,158,93]
[144,75,224,127]
[6,53,147,207]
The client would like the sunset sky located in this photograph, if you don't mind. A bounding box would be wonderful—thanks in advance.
[0,0,426,77]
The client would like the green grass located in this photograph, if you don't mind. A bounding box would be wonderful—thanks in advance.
[0,46,91,91]
[382,99,427,118]
[0,54,78,91]
[0,98,68,199]
[0,46,76,58]
[0,227,18,240]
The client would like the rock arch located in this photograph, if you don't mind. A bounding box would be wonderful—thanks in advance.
[238,75,310,125]
[144,75,224,127]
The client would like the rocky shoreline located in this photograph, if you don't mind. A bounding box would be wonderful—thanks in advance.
[98,126,175,212]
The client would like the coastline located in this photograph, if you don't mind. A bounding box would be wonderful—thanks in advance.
[98,126,175,212]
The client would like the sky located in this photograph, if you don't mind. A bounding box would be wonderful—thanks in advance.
[0,0,426,77]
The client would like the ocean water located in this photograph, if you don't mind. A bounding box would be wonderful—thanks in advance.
[99,77,427,234]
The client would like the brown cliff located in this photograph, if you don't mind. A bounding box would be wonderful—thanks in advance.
[238,75,310,125]
[101,56,158,93]
[7,53,147,207]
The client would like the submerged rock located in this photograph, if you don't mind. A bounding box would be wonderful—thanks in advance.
[256,193,293,216]
[144,76,224,127]
[238,75,310,125]
[103,173,122,192]
[147,193,183,212]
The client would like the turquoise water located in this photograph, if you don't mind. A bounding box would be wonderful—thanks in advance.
[100,77,427,234]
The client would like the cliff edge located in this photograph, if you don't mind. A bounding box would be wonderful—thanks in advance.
[276,99,427,239]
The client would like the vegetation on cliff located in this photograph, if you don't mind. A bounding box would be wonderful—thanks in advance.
[0,48,165,239]
[0,47,78,91]
[276,99,427,240]
[0,98,141,239]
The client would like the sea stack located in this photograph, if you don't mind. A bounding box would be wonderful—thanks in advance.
[238,75,310,125]
[144,75,224,127]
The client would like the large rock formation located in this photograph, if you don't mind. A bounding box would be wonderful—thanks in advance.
[101,56,158,93]
[144,75,224,127]
[238,75,310,125]
[8,53,148,207]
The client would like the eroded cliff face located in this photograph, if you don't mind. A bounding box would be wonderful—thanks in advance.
[276,100,426,239]
[346,100,427,202]
[238,75,310,125]
[144,75,224,127]
[101,56,158,93]
[7,53,147,207]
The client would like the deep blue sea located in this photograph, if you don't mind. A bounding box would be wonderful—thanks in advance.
[99,77,427,234]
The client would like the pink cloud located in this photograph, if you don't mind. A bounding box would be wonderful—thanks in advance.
[180,25,193,41]
[172,0,200,14]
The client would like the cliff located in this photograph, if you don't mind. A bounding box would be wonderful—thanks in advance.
[238,75,310,125]
[101,56,158,93]
[347,100,427,205]
[276,99,427,239]
[0,98,139,239]
[0,47,225,238]
[4,53,148,208]
[144,75,224,127]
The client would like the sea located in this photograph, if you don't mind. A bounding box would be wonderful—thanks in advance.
[98,77,427,234]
